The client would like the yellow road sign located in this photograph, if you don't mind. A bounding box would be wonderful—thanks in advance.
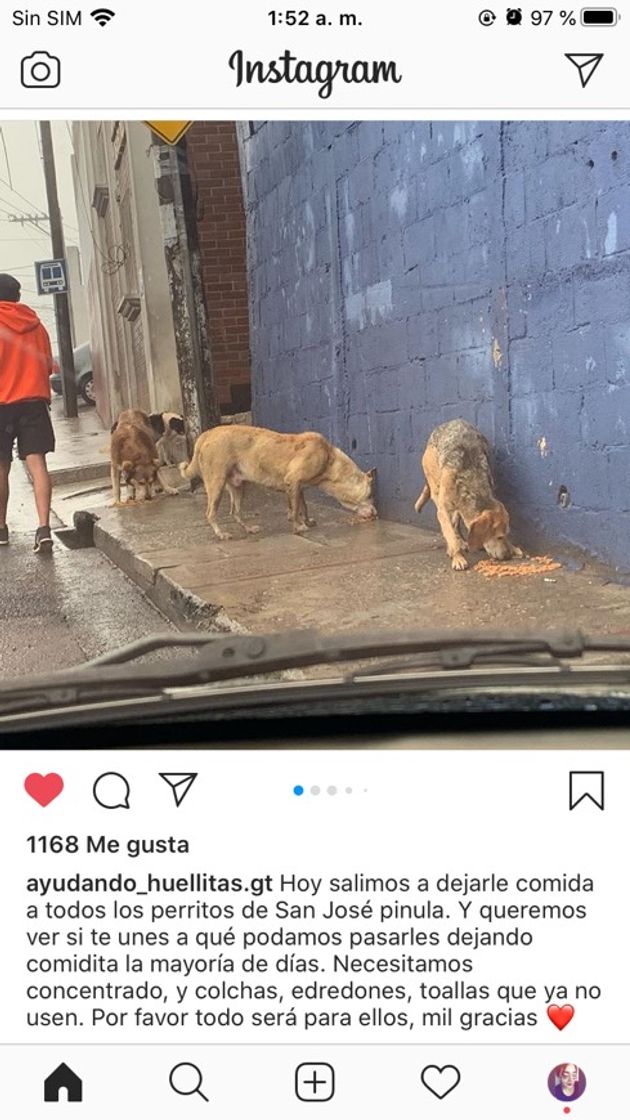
[144,121,194,145]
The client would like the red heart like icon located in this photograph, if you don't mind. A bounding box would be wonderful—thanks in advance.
[547,1004,575,1030]
[24,773,64,807]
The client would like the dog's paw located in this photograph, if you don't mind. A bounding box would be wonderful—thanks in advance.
[293,523,309,534]
[451,552,469,571]
[511,545,526,559]
[215,530,233,541]
[305,517,317,527]
[245,525,261,535]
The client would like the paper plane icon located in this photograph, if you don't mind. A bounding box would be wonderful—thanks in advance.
[160,772,198,807]
[565,53,604,88]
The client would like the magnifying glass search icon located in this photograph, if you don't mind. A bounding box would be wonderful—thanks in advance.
[169,1062,209,1102]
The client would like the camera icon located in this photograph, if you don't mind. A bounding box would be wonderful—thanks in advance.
[20,51,61,88]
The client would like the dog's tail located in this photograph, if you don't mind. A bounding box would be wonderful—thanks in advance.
[178,442,205,493]
[414,483,430,514]
[178,443,200,482]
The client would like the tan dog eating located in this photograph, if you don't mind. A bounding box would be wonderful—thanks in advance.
[180,424,377,540]
[110,409,178,504]
[414,419,524,571]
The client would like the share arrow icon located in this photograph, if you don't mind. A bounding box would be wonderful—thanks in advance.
[565,53,604,88]
[160,772,198,807]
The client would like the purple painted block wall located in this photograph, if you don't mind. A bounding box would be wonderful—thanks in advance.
[238,121,630,570]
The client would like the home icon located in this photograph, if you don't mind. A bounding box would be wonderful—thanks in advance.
[44,1062,83,1102]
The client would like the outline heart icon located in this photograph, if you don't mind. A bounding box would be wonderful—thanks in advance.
[24,773,64,807]
[547,1003,575,1030]
[421,1064,461,1099]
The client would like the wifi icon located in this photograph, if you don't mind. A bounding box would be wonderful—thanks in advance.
[90,7,116,25]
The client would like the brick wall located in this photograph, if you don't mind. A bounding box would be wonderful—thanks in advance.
[187,123,251,414]
[238,121,630,572]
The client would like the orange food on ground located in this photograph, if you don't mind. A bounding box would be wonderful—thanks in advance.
[475,555,562,578]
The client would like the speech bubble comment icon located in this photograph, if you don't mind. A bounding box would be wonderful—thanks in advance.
[93,772,131,810]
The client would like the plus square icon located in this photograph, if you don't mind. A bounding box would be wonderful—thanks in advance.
[295,1063,335,1102]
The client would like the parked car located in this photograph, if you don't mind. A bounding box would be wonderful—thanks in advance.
[50,342,95,406]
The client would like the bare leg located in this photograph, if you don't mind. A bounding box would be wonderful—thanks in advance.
[0,460,10,527]
[24,454,52,527]
[414,482,430,514]
[227,482,260,534]
[436,504,469,571]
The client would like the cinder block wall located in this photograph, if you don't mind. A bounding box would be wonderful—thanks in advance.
[238,121,630,570]
[186,123,251,413]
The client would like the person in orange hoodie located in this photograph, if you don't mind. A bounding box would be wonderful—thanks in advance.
[0,272,55,552]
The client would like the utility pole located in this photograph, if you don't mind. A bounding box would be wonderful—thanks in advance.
[39,121,78,418]
[152,137,220,450]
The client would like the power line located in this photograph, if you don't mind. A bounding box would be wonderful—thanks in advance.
[0,133,80,237]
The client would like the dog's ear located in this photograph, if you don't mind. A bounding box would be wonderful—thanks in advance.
[110,420,118,434]
[169,416,186,435]
[467,510,494,551]
[468,508,508,551]
[148,412,165,437]
[366,467,377,481]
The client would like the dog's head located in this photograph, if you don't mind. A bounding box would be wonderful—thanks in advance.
[324,456,378,520]
[467,504,511,558]
[120,456,160,488]
[148,412,185,439]
[355,466,378,520]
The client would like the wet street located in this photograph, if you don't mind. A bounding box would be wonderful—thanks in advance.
[0,462,175,679]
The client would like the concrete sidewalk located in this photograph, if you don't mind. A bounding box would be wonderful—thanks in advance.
[45,403,630,637]
[47,397,111,485]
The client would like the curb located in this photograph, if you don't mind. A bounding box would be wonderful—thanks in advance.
[51,462,111,487]
[91,519,244,634]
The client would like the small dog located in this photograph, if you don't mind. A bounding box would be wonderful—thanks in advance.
[414,419,524,571]
[110,409,179,503]
[148,411,187,467]
[180,424,377,540]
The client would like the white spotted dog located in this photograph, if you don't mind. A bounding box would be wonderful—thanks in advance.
[148,411,187,467]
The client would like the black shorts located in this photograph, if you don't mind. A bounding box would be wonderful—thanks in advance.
[0,400,56,462]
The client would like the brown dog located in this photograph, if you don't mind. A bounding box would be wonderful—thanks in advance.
[110,409,179,504]
[180,424,377,540]
[414,419,524,571]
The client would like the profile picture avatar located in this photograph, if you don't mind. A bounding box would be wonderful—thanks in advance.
[20,51,61,88]
[548,1063,587,1102]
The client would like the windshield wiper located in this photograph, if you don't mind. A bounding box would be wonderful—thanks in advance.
[1,628,630,715]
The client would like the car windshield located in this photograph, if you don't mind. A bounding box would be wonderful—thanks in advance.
[1,119,630,691]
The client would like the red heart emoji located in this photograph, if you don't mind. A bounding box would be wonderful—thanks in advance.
[547,1004,575,1030]
[24,773,64,807]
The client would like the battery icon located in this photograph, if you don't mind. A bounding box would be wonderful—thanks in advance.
[581,7,618,23]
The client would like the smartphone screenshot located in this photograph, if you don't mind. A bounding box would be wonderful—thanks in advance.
[0,0,628,1115]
